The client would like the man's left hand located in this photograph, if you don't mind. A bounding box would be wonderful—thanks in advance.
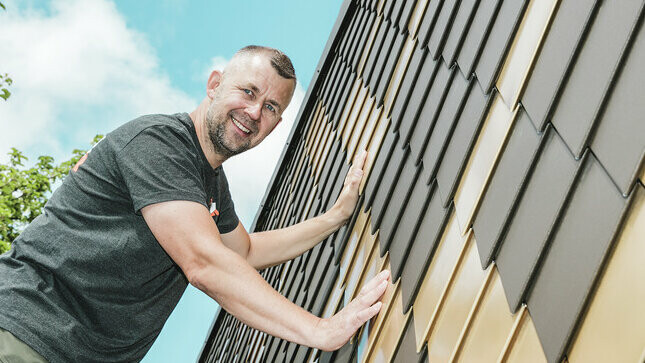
[331,149,367,223]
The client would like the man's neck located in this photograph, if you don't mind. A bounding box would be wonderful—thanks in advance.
[189,102,227,169]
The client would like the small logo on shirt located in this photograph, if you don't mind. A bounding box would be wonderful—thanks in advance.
[209,198,219,217]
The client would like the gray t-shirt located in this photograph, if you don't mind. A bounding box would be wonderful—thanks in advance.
[0,113,238,362]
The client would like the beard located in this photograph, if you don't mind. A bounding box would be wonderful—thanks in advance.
[205,102,253,159]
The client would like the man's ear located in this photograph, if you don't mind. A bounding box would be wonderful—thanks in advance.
[206,70,223,99]
[270,117,283,133]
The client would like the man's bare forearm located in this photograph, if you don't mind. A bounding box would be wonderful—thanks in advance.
[246,207,346,269]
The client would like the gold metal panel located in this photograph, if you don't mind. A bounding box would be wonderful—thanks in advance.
[361,113,390,194]
[348,95,376,163]
[356,105,383,165]
[455,266,516,362]
[309,113,329,164]
[306,103,325,155]
[384,36,416,118]
[568,186,645,362]
[347,231,385,301]
[342,85,369,151]
[300,185,318,222]
[338,77,364,139]
[496,0,558,108]
[358,15,383,78]
[640,164,644,183]
[315,129,336,183]
[339,211,371,284]
[290,150,308,192]
[344,226,378,293]
[312,120,332,175]
[426,234,489,362]
[413,212,469,351]
[377,0,385,15]
[409,0,429,38]
[277,193,294,228]
[453,95,514,234]
[500,307,547,363]
[366,288,410,363]
[305,101,323,150]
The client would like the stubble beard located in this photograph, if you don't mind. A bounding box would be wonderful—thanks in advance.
[206,102,252,159]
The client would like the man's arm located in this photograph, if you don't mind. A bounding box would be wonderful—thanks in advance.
[221,151,367,270]
[141,198,389,351]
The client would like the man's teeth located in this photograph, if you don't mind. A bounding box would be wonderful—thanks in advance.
[232,117,251,134]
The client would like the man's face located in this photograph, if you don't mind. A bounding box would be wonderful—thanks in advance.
[205,54,295,159]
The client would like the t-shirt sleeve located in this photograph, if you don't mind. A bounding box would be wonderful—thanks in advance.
[116,125,208,213]
[214,168,239,234]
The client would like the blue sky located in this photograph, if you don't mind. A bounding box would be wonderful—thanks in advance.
[0,0,342,361]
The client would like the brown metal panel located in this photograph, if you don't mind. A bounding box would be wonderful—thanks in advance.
[521,0,598,130]
[358,15,383,77]
[552,0,644,158]
[442,0,479,66]
[369,144,409,234]
[495,126,578,312]
[408,0,429,38]
[457,0,501,77]
[389,43,429,131]
[591,14,645,195]
[474,0,529,93]
[356,105,383,164]
[383,36,416,119]
[342,83,369,150]
[361,111,390,194]
[528,153,630,363]
[348,95,376,162]
[369,21,398,95]
[375,31,407,107]
[472,109,541,268]
[418,0,444,48]
[338,76,363,137]
[426,0,460,59]
[452,94,515,234]
[568,184,645,362]
[364,19,391,85]
[435,79,490,208]
[392,311,425,363]
[365,287,409,363]
[363,129,398,212]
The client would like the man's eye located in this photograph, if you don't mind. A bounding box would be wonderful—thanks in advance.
[265,104,275,112]
[243,89,252,96]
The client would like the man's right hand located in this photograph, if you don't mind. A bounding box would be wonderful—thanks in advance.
[314,269,390,351]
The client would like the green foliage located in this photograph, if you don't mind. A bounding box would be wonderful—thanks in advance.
[0,73,11,101]
[0,135,104,253]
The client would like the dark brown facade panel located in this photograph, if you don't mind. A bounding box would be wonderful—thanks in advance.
[435,80,489,208]
[347,7,370,64]
[408,59,454,163]
[426,0,459,60]
[369,21,398,96]
[320,56,341,105]
[591,13,645,196]
[325,161,352,214]
[388,0,404,28]
[399,190,451,312]
[334,195,365,263]
[495,127,579,312]
[318,138,343,201]
[392,312,425,363]
[442,0,479,66]
[521,0,598,131]
[474,0,528,93]
[398,0,417,34]
[528,153,630,363]
[332,68,357,126]
[370,143,410,235]
[377,155,422,255]
[352,10,377,70]
[418,0,445,48]
[364,18,390,84]
[472,109,541,268]
[327,61,351,123]
[420,69,471,184]
[321,150,348,211]
[375,30,407,106]
[390,44,428,127]
[388,167,433,280]
[338,7,361,62]
[309,260,340,316]
[551,0,644,158]
[363,128,398,212]
[456,0,501,77]
[397,49,438,145]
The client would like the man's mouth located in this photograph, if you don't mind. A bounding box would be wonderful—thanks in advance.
[231,116,251,134]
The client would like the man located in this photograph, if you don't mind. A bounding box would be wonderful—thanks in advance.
[0,46,390,362]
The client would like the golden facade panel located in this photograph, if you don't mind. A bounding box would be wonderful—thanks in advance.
[384,36,416,118]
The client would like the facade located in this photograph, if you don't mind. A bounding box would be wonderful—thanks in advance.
[200,0,645,362]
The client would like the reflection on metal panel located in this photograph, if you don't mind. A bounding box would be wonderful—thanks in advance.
[500,307,547,363]
[366,286,409,363]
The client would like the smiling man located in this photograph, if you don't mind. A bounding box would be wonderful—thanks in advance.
[0,46,389,362]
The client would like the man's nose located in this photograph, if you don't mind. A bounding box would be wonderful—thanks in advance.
[246,101,262,121]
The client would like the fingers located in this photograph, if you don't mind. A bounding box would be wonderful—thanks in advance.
[355,301,383,324]
[344,150,367,188]
[352,149,368,171]
[358,269,390,298]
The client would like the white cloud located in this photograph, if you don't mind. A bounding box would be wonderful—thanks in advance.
[0,0,196,162]
[223,81,305,227]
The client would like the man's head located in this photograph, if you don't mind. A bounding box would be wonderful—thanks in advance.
[204,46,296,160]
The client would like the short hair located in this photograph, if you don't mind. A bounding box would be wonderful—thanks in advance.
[236,45,296,81]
